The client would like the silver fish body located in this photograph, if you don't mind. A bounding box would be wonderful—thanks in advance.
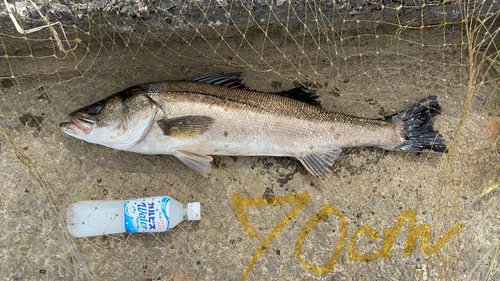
[61,73,446,178]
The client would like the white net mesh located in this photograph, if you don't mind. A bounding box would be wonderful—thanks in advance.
[1,0,500,279]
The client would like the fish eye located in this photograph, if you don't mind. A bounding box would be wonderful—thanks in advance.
[88,103,103,115]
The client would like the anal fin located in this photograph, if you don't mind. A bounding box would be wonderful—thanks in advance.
[173,142,215,178]
[296,148,341,179]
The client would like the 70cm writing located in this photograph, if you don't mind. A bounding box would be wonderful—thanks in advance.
[232,192,465,280]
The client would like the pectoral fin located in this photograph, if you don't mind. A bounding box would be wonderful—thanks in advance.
[158,115,215,138]
[173,142,215,178]
[296,148,341,179]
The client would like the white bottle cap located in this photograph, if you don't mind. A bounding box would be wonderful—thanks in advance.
[187,202,201,221]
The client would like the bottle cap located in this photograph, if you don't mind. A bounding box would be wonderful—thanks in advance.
[187,202,201,221]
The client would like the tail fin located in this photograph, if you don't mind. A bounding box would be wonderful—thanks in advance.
[392,96,447,153]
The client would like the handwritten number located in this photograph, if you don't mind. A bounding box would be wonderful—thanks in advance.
[231,192,310,280]
[295,205,347,274]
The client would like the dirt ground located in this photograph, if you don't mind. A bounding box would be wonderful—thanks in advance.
[1,5,500,280]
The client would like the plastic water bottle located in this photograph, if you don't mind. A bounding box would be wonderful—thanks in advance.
[67,196,201,237]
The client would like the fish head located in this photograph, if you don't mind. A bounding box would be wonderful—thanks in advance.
[60,86,158,150]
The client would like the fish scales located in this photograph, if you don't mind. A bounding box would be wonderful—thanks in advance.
[141,81,400,155]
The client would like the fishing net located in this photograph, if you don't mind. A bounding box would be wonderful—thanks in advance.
[1,0,500,279]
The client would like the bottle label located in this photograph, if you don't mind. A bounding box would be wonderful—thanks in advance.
[124,196,171,232]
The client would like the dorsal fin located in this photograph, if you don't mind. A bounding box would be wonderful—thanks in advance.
[185,72,247,90]
[185,72,321,107]
[275,87,322,107]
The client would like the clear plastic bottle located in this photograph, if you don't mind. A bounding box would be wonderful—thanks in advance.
[67,196,201,237]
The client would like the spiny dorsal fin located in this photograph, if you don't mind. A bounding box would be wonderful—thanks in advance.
[296,147,341,179]
[157,115,215,138]
[185,72,247,90]
[275,87,322,107]
[185,72,321,107]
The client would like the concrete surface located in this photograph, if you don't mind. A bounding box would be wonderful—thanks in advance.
[1,1,500,280]
[1,0,497,36]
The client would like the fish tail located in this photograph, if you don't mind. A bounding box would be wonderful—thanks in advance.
[392,96,447,153]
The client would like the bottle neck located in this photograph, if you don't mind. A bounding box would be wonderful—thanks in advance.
[182,204,188,220]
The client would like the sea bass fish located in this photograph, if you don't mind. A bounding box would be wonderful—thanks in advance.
[60,72,446,178]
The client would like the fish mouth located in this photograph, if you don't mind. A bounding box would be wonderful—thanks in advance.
[74,115,97,124]
[59,117,95,135]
